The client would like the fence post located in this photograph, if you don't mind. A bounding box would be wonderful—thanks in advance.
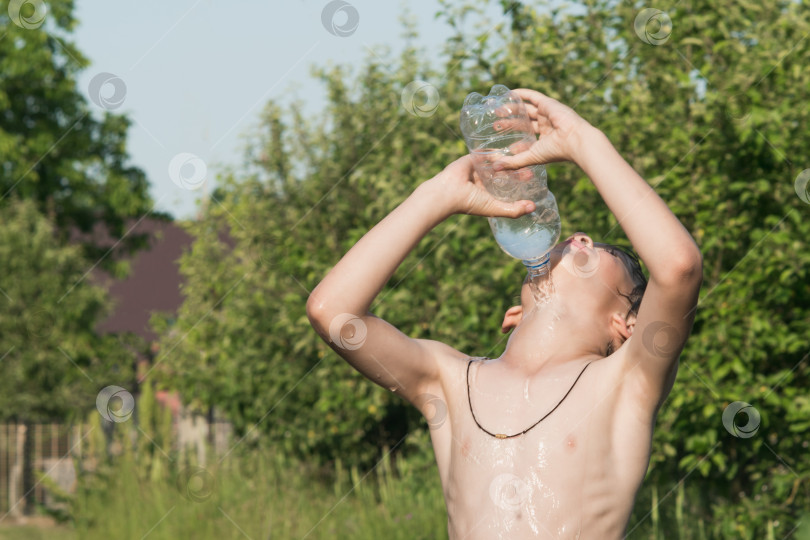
[34,424,41,503]
[6,423,26,518]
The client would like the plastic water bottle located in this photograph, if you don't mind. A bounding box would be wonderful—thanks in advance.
[459,84,561,277]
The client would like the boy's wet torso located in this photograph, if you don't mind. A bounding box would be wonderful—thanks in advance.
[423,353,655,539]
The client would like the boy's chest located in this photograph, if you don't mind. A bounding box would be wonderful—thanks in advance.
[452,404,594,471]
[436,360,633,488]
[430,357,655,537]
[438,406,603,535]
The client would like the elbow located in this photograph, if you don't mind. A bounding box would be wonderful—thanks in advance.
[307,285,367,334]
[306,295,332,339]
[662,247,703,285]
[306,290,329,326]
[305,288,349,333]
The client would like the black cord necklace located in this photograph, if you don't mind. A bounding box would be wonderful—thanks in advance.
[466,358,592,440]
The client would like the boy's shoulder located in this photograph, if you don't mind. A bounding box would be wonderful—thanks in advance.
[419,339,669,425]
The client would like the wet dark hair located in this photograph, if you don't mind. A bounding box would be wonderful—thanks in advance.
[599,243,647,317]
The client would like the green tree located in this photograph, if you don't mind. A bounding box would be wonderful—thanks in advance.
[0,198,136,422]
[0,0,164,267]
[153,0,809,535]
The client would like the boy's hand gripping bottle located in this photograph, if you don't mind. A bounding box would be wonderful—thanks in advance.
[460,85,561,277]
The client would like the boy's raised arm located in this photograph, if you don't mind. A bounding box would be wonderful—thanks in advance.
[573,123,702,407]
[495,89,703,408]
[306,156,536,406]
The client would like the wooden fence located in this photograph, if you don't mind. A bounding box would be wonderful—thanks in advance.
[0,416,232,520]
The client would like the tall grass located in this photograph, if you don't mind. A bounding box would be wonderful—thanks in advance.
[59,382,443,539]
[66,442,810,539]
[71,446,446,539]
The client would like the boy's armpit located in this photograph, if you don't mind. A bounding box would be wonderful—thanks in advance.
[618,268,702,410]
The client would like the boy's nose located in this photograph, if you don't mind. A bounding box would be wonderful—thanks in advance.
[568,232,593,248]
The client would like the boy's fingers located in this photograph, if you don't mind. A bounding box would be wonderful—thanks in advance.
[493,117,534,136]
[494,105,514,118]
[492,199,535,218]
[493,117,521,132]
[493,149,541,171]
[509,140,533,155]
[512,88,547,100]
[513,88,556,113]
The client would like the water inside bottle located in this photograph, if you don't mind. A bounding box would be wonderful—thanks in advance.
[489,214,560,261]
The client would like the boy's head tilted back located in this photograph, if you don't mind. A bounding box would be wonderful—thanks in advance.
[508,232,648,356]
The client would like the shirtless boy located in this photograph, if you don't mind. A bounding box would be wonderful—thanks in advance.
[306,89,703,539]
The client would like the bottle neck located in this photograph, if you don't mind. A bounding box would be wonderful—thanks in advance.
[523,253,551,279]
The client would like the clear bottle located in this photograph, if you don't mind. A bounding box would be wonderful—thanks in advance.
[459,84,561,277]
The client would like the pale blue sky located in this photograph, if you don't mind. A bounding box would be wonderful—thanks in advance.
[71,0,501,220]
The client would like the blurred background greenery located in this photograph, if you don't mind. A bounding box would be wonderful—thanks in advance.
[1,0,809,538]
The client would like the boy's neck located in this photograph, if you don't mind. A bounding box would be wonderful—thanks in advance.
[500,299,605,376]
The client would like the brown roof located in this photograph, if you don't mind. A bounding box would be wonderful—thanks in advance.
[68,206,243,344]
[77,217,195,342]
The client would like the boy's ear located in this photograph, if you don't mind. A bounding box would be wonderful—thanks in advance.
[626,312,637,336]
[611,311,636,340]
[501,305,523,333]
